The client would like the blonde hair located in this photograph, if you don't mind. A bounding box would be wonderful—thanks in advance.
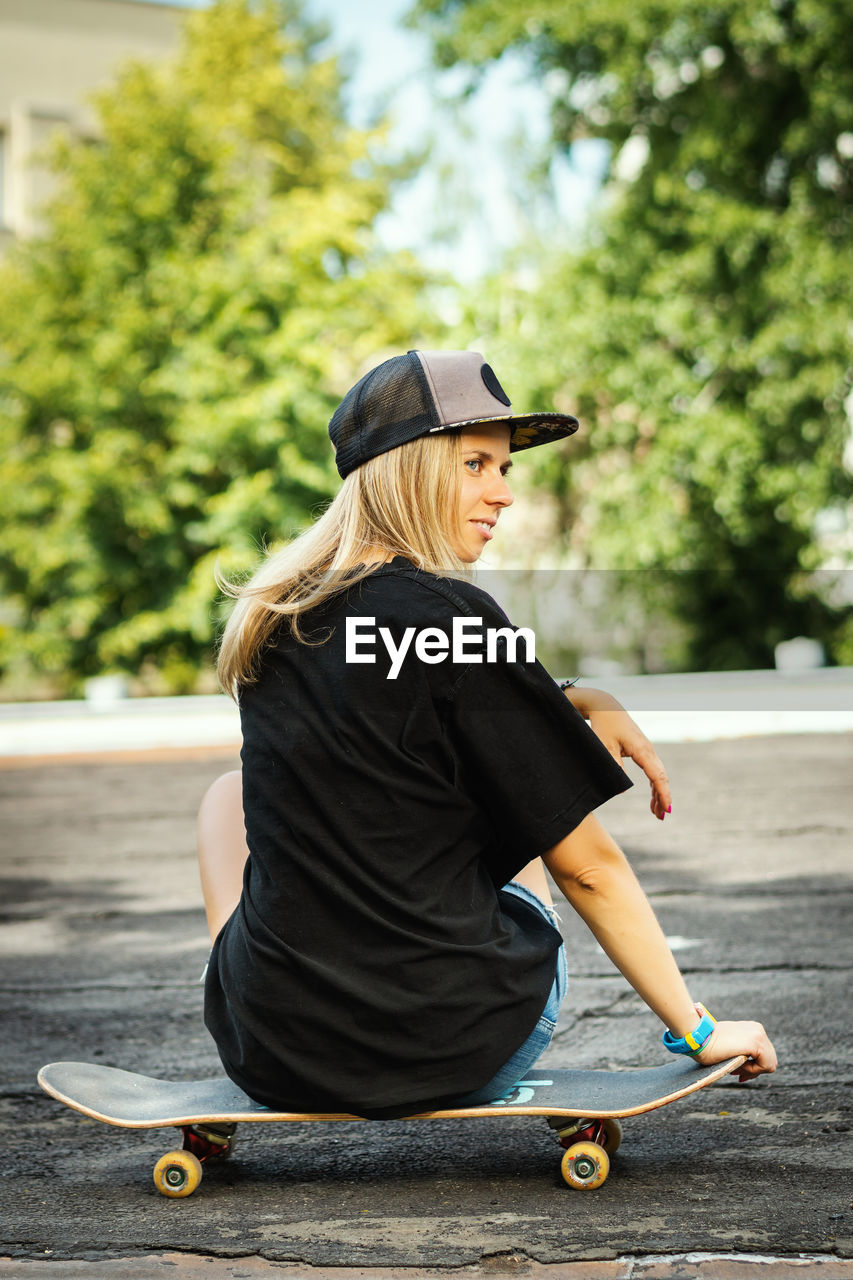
[217,431,467,696]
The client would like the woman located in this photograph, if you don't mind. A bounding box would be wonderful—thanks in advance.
[199,349,776,1120]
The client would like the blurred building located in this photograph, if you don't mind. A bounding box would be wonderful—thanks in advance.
[0,0,185,248]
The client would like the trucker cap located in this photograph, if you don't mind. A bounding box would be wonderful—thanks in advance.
[328,349,579,479]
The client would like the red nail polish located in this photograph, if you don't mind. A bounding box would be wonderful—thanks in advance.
[666,805,672,814]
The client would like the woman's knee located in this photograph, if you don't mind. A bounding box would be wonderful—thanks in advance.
[197,770,247,942]
[197,771,245,853]
[197,768,240,819]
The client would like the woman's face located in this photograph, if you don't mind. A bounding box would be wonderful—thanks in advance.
[454,423,514,563]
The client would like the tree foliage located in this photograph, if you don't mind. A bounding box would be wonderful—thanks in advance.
[0,0,432,694]
[414,0,853,668]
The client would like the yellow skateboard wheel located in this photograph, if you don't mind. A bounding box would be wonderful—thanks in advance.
[153,1149,203,1198]
[561,1140,610,1190]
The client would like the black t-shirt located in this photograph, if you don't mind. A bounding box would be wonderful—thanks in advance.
[204,558,631,1117]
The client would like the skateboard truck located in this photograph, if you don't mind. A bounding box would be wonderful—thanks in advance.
[547,1115,623,1191]
[182,1120,237,1159]
[152,1122,238,1198]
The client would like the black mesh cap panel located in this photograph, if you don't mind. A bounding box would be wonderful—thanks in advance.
[329,353,442,478]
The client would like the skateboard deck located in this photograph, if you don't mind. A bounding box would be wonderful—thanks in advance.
[38,1055,746,1196]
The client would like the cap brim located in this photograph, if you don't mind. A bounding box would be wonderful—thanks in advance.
[432,411,579,451]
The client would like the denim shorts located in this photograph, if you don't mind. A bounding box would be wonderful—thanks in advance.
[447,880,568,1107]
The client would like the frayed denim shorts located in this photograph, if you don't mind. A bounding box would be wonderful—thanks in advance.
[448,880,568,1107]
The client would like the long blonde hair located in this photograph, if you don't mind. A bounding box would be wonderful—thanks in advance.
[217,431,467,696]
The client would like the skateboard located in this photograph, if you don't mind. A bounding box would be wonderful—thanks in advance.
[38,1054,746,1197]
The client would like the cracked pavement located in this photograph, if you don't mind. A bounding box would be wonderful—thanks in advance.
[0,733,851,1272]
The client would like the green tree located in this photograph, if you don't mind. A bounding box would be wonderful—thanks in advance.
[0,0,432,695]
[414,0,853,668]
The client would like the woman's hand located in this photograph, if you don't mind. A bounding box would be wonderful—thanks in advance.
[694,1020,778,1082]
[563,686,672,820]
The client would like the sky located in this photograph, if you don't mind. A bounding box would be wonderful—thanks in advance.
[140,0,609,278]
[304,0,608,276]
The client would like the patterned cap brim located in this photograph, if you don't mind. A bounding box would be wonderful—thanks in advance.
[429,411,580,452]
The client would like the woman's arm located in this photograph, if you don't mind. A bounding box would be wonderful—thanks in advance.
[542,812,777,1081]
[563,685,672,821]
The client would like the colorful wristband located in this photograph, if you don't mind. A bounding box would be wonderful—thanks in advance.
[662,1003,717,1056]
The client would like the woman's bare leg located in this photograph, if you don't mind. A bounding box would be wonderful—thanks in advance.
[197,770,248,943]
[512,857,554,907]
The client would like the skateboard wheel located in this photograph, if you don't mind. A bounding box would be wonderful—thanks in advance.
[561,1140,610,1190]
[601,1118,623,1154]
[153,1149,203,1198]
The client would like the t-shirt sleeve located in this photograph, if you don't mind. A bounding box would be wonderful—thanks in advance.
[446,633,633,884]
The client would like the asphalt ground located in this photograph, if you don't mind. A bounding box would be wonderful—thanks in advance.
[1,733,851,1275]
